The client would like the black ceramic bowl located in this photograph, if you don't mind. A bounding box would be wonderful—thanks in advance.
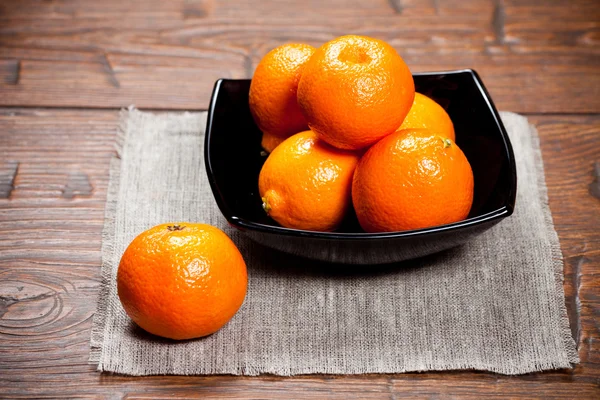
[205,69,517,264]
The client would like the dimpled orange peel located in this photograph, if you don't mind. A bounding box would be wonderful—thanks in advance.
[258,130,360,231]
[117,223,248,340]
[352,129,473,232]
[297,35,415,151]
[249,43,316,152]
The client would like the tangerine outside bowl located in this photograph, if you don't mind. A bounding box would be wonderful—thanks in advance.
[204,69,517,264]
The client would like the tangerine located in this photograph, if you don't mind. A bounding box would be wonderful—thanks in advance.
[249,43,316,152]
[117,223,247,340]
[258,130,360,231]
[398,92,455,141]
[352,129,474,232]
[297,35,414,150]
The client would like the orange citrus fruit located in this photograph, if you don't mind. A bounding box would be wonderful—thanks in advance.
[249,43,316,152]
[297,35,414,151]
[398,92,455,141]
[352,129,474,233]
[117,223,247,340]
[258,130,360,231]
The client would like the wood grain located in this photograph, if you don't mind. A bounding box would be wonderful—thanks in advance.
[1,0,598,397]
[0,109,598,398]
[0,0,598,112]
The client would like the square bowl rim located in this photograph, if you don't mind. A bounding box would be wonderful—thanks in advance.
[205,68,517,241]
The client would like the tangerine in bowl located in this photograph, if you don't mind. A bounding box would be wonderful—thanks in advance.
[205,70,517,264]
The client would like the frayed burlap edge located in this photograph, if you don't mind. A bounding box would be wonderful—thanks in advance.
[89,106,131,364]
[89,110,579,374]
[523,116,579,365]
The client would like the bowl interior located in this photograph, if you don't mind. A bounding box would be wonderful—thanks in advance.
[205,70,516,236]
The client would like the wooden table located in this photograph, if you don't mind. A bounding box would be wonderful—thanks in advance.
[1,0,598,398]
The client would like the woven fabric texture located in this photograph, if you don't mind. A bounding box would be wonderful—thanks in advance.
[90,108,578,376]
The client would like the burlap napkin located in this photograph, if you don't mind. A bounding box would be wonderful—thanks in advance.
[89,108,578,376]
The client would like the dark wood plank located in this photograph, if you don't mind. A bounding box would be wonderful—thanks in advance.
[529,114,600,372]
[0,109,598,398]
[0,0,598,112]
